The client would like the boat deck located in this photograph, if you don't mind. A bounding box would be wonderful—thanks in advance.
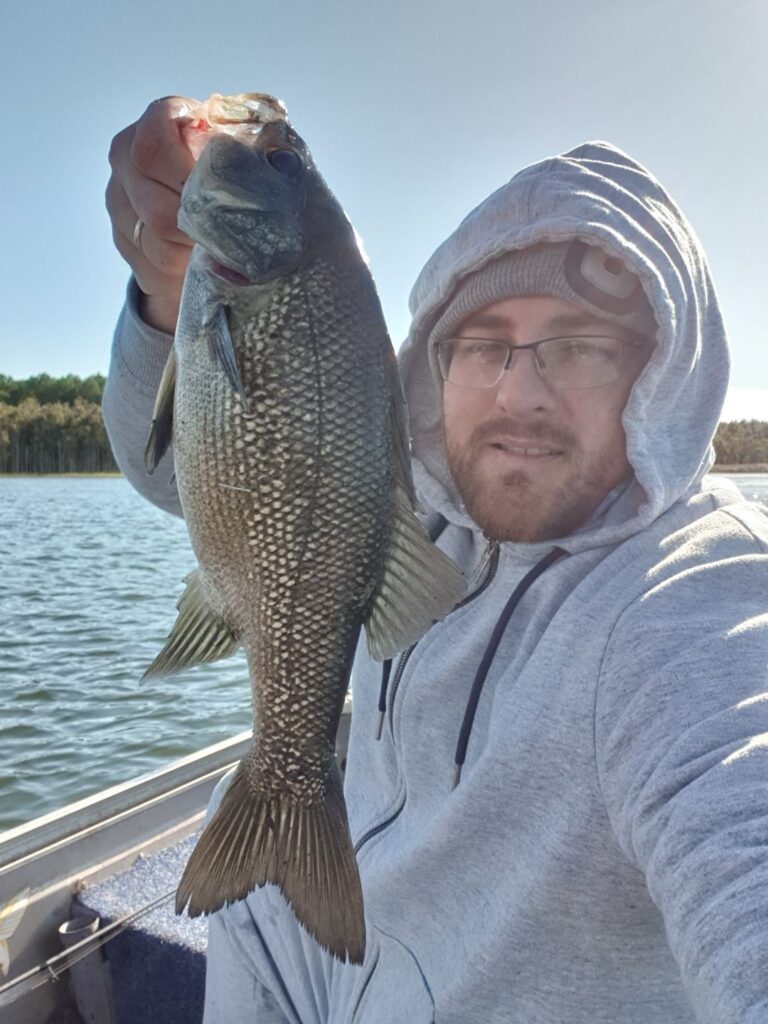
[77,832,207,1023]
[0,703,351,1023]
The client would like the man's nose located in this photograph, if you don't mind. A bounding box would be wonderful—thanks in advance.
[494,348,557,412]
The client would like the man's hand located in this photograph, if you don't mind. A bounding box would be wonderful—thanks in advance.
[106,96,198,334]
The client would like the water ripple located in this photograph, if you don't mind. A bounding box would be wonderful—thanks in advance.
[2,474,764,833]
[0,477,252,830]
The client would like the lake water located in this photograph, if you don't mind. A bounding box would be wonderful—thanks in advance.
[1,473,767,832]
[1,477,252,831]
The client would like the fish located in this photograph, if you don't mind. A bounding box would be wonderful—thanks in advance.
[142,93,464,964]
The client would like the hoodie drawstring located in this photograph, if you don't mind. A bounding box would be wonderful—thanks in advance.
[452,546,568,789]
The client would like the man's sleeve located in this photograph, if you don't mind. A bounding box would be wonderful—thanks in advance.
[595,533,768,1022]
[101,278,182,517]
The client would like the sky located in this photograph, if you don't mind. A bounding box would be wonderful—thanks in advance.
[1,0,766,421]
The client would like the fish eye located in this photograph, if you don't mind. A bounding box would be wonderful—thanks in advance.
[267,148,303,177]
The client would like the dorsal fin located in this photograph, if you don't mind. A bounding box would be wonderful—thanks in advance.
[145,347,177,474]
[363,354,465,660]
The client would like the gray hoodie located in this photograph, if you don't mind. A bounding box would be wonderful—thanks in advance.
[103,141,768,1024]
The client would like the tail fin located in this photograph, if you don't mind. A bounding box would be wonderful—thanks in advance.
[176,761,365,964]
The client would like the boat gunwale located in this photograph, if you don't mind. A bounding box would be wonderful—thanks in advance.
[0,730,253,869]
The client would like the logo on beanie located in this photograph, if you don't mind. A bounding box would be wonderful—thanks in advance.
[564,240,643,316]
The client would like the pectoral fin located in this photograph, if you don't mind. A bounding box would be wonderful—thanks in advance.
[143,569,240,679]
[145,347,177,474]
[204,304,247,407]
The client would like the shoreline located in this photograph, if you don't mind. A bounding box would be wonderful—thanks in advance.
[0,472,124,478]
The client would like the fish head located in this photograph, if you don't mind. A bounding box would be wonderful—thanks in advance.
[179,119,328,286]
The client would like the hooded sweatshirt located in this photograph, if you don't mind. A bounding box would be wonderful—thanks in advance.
[102,141,768,1024]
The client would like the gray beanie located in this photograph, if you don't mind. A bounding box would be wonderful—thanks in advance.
[427,240,657,354]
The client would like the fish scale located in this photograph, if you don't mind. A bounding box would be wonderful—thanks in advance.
[142,93,464,963]
[245,270,389,794]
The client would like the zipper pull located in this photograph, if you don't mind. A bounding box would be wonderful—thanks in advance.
[374,659,393,740]
[475,537,499,585]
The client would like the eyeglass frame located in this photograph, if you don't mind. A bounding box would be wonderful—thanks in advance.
[434,331,652,391]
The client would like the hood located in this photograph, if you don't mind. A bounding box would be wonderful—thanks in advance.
[399,141,731,557]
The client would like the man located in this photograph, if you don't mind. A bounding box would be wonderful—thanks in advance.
[104,99,768,1023]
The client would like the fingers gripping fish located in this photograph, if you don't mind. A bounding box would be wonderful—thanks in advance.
[142,93,464,964]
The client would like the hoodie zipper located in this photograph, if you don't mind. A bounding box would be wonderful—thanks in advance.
[387,540,500,736]
[353,792,406,855]
[354,541,500,857]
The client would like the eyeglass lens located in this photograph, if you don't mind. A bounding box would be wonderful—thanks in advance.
[438,336,629,389]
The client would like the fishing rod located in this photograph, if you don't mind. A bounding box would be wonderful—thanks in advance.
[0,888,176,1008]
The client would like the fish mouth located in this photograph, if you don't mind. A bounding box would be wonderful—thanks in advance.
[200,251,254,287]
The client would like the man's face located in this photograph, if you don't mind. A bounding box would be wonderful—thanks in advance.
[442,295,651,543]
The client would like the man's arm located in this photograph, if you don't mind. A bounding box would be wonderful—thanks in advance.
[101,278,182,515]
[595,521,768,1022]
[102,97,198,513]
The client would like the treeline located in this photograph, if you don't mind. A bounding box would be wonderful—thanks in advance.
[0,374,766,473]
[713,420,768,466]
[0,374,118,474]
[0,373,106,407]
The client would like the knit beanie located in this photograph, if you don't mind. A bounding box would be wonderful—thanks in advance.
[427,240,657,358]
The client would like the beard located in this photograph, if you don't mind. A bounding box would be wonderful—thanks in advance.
[444,417,626,543]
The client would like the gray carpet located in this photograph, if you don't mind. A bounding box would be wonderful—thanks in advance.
[77,833,208,1024]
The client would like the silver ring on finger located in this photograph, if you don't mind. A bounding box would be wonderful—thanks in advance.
[133,218,145,253]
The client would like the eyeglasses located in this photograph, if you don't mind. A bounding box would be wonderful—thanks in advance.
[435,334,649,391]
